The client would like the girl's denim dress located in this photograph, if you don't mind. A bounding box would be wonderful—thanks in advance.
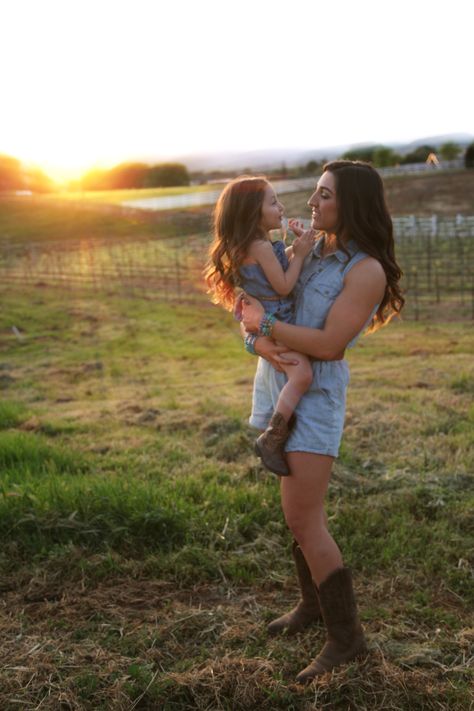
[238,240,294,324]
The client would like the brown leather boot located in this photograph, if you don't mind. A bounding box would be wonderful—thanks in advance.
[296,567,367,684]
[255,412,291,476]
[268,540,322,635]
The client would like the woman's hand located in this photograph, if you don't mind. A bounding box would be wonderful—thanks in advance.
[254,336,299,371]
[241,294,265,333]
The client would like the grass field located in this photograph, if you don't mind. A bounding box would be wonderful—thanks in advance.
[52,183,226,205]
[2,169,474,252]
[1,278,473,709]
[0,195,211,252]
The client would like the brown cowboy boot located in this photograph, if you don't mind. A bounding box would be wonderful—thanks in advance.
[255,411,292,476]
[296,567,367,684]
[268,540,322,635]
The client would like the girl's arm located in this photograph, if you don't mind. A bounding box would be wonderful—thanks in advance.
[285,219,306,259]
[241,257,387,361]
[249,231,314,297]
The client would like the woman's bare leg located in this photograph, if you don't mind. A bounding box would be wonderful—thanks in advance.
[281,452,342,585]
[282,456,367,684]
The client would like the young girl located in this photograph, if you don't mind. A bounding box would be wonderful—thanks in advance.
[204,175,316,476]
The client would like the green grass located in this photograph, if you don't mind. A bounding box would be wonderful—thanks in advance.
[0,399,29,428]
[0,281,472,709]
[0,195,212,249]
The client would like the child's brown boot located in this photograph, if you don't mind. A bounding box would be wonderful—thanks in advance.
[255,412,292,476]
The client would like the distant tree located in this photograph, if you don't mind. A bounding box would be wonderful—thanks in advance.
[25,167,55,193]
[145,163,190,188]
[0,154,24,191]
[80,162,190,190]
[439,142,461,161]
[465,142,474,169]
[341,146,377,163]
[305,159,320,175]
[373,147,400,168]
[401,145,436,164]
[107,162,149,190]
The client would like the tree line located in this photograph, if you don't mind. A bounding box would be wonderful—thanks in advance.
[0,155,54,193]
[1,142,474,194]
[192,142,474,183]
[79,162,190,191]
[0,156,190,193]
[340,141,467,168]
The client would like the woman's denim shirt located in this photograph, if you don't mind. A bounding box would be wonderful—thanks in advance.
[293,237,374,348]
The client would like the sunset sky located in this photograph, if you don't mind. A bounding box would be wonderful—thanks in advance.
[1,0,471,181]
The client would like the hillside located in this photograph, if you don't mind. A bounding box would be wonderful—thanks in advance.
[281,169,474,218]
[174,134,474,171]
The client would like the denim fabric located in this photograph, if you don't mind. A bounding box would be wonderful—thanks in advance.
[249,237,371,457]
[239,240,294,324]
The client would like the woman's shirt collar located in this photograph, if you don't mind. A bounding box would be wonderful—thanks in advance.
[312,236,358,263]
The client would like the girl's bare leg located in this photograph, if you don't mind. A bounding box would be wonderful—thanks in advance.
[275,351,313,422]
[254,354,312,477]
[281,452,343,585]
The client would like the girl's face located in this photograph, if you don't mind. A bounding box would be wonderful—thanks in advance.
[259,184,284,233]
[308,171,338,233]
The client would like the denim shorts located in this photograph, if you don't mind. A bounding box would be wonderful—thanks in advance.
[249,357,350,457]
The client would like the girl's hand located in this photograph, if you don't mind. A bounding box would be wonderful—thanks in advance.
[288,218,306,238]
[241,294,265,333]
[292,229,316,258]
[254,336,299,371]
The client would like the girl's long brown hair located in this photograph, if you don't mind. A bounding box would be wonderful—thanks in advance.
[324,160,405,329]
[204,176,269,310]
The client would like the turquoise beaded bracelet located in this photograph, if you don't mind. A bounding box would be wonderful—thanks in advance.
[259,312,276,337]
[244,333,258,355]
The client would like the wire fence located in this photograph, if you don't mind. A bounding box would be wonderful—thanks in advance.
[1,216,474,320]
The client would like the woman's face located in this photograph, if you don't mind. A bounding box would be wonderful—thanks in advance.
[259,184,284,232]
[308,171,338,233]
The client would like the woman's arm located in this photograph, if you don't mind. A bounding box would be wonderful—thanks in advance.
[239,322,299,371]
[241,257,387,360]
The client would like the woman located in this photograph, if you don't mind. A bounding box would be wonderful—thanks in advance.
[241,160,404,684]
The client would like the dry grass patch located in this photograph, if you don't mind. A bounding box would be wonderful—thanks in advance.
[1,576,471,709]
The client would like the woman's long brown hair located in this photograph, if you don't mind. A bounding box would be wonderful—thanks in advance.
[324,160,405,329]
[204,176,269,310]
